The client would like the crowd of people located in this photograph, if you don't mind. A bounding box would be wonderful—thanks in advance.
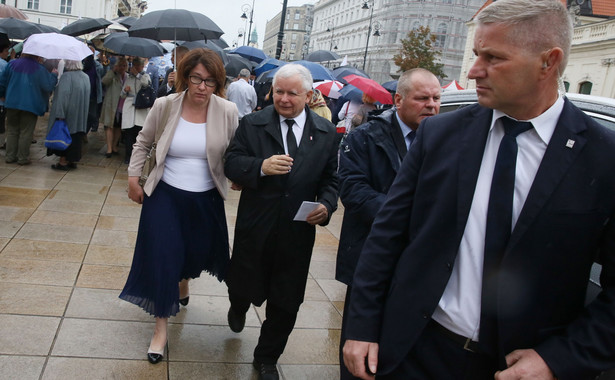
[4,1,615,379]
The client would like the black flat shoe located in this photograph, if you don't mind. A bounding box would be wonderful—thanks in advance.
[105,152,112,158]
[252,360,279,380]
[147,351,163,364]
[228,306,246,333]
[179,296,189,306]
[51,163,69,171]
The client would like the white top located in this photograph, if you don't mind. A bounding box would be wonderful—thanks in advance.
[279,109,307,155]
[337,100,362,130]
[431,96,565,341]
[227,78,257,118]
[162,117,215,192]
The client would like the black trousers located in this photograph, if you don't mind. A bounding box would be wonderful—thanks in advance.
[378,321,498,380]
[229,292,298,365]
[123,125,142,163]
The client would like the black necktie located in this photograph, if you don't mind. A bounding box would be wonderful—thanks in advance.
[285,119,297,157]
[479,117,533,355]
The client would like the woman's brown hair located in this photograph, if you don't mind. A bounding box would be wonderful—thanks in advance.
[175,48,226,98]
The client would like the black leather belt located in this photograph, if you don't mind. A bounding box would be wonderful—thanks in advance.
[429,319,480,353]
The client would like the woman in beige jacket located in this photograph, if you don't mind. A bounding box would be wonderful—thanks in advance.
[120,49,238,364]
[100,57,127,157]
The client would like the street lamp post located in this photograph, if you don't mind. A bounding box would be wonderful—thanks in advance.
[238,28,245,46]
[240,0,255,46]
[362,0,376,71]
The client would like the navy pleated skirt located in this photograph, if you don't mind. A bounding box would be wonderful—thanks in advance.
[119,180,230,317]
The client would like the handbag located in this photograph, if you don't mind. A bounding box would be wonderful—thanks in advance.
[134,84,156,109]
[138,99,172,187]
[44,119,72,150]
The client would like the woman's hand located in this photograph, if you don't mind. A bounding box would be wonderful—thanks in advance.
[127,176,144,204]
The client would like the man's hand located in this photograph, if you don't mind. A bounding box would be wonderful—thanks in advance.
[261,154,293,176]
[127,176,144,204]
[495,349,556,380]
[230,182,243,191]
[124,85,131,93]
[343,340,379,380]
[167,71,176,88]
[306,203,328,225]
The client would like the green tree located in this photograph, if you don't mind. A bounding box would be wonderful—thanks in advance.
[393,26,447,79]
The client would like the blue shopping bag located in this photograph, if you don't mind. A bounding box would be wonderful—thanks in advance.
[44,119,72,150]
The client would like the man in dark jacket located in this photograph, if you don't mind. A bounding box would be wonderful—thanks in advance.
[157,46,188,97]
[336,68,441,379]
[224,63,339,380]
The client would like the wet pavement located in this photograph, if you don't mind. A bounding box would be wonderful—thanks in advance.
[0,115,346,380]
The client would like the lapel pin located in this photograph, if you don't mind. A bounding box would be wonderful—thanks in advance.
[310,136,313,141]
[566,139,575,148]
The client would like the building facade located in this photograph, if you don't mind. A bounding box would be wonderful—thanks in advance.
[263,4,314,62]
[309,0,483,84]
[14,0,145,30]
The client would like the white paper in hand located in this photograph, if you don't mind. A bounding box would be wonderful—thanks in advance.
[293,201,320,221]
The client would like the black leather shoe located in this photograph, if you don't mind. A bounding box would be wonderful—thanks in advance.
[252,360,279,380]
[179,296,189,306]
[227,306,246,333]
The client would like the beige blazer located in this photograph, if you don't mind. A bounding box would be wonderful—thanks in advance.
[127,91,239,198]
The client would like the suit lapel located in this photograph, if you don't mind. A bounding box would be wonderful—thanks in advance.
[264,108,285,154]
[508,99,587,249]
[456,107,492,242]
[390,115,408,160]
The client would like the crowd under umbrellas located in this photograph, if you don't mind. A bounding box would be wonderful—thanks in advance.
[0,6,406,128]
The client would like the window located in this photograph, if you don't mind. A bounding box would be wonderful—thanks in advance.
[564,81,570,92]
[579,81,592,95]
[435,23,447,48]
[294,12,301,20]
[27,0,39,9]
[290,43,296,50]
[292,33,297,41]
[293,23,299,29]
[60,0,72,14]
[289,53,295,60]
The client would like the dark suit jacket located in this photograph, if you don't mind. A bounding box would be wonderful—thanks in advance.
[336,108,407,285]
[224,105,339,313]
[346,99,615,379]
[157,67,174,98]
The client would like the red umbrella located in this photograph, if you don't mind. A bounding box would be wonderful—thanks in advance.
[343,74,393,104]
[313,80,344,99]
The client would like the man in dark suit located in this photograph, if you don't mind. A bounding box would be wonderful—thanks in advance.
[336,68,441,380]
[343,1,615,379]
[224,63,339,380]
[157,46,188,97]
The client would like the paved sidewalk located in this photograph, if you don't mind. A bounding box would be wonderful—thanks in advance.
[0,116,346,380]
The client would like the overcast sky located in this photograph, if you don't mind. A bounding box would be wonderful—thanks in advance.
[144,0,314,48]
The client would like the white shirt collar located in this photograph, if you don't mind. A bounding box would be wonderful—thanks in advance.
[279,108,307,130]
[491,95,565,146]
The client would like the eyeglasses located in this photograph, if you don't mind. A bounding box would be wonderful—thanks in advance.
[273,89,308,98]
[189,75,217,88]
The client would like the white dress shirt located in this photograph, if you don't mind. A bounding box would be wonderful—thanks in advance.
[279,109,307,155]
[227,78,257,118]
[431,96,565,341]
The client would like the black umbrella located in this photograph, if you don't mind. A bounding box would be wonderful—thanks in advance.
[127,9,224,42]
[113,16,138,29]
[332,65,370,84]
[306,49,340,63]
[225,54,253,77]
[0,28,8,47]
[61,17,111,37]
[103,32,167,58]
[0,18,51,39]
[180,40,229,65]
[210,38,229,49]
[38,24,61,34]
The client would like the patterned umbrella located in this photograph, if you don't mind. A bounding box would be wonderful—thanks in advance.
[313,80,344,99]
